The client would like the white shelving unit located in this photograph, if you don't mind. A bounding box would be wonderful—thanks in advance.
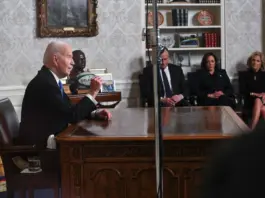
[144,0,225,74]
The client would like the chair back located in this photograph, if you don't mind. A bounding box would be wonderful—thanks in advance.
[187,71,199,96]
[0,98,20,146]
[238,71,248,95]
[138,73,147,107]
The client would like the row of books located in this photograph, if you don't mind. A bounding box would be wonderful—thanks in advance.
[197,0,220,3]
[202,32,219,47]
[145,0,163,3]
[172,8,188,26]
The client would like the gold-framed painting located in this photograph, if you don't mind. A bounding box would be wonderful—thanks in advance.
[37,0,98,37]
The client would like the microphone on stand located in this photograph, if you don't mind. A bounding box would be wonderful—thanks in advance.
[150,0,164,197]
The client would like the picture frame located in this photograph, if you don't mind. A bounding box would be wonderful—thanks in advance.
[37,0,98,37]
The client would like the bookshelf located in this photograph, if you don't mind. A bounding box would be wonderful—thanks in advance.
[144,0,225,74]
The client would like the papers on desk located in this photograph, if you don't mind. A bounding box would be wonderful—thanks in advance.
[101,80,116,92]
[88,71,115,92]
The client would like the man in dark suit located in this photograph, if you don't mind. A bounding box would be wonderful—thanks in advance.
[201,120,265,198]
[144,47,186,107]
[19,41,111,147]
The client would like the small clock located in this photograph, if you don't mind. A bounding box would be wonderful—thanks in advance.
[148,11,164,26]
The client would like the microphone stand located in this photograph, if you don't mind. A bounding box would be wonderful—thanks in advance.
[151,0,163,197]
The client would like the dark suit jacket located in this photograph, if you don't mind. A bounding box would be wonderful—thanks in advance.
[19,66,97,147]
[239,69,265,109]
[201,120,265,198]
[143,64,186,106]
[196,69,234,99]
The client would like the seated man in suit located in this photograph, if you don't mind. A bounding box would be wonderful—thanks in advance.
[19,41,112,147]
[144,47,187,107]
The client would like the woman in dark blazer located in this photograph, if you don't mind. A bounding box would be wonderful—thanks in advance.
[239,51,265,129]
[196,52,235,108]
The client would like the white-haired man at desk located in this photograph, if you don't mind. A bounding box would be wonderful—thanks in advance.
[19,41,111,148]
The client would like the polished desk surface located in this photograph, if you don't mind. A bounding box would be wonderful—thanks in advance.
[57,106,250,142]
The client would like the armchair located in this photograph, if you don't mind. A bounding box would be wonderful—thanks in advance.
[187,71,199,106]
[138,73,148,107]
[0,98,60,198]
[238,71,252,123]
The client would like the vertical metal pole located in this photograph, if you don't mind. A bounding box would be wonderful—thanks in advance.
[151,0,163,197]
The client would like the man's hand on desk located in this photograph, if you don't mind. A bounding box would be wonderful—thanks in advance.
[94,109,112,120]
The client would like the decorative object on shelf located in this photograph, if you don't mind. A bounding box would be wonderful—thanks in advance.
[177,33,200,47]
[148,11,164,26]
[160,34,175,48]
[37,0,98,37]
[195,10,214,26]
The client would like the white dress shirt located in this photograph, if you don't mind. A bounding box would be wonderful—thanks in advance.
[160,66,172,98]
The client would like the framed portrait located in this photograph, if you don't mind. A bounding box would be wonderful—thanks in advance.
[37,0,98,37]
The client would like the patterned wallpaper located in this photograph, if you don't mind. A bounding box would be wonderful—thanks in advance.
[0,0,263,85]
[0,0,144,86]
[225,0,262,78]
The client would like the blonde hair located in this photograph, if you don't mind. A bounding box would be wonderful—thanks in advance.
[247,51,265,70]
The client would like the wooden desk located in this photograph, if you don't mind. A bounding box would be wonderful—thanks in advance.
[56,106,249,198]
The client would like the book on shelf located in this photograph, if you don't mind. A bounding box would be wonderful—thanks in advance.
[202,32,219,47]
[197,0,220,3]
[172,8,188,26]
[145,0,163,3]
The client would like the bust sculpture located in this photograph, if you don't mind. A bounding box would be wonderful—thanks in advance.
[69,50,86,79]
[68,50,96,95]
